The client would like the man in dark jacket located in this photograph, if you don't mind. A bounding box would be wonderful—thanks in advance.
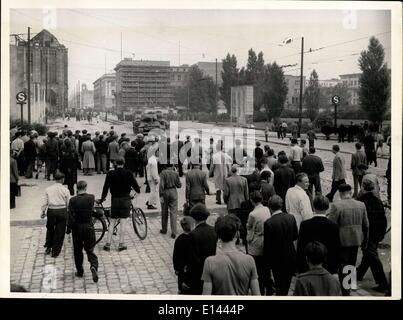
[264,195,298,295]
[297,195,340,274]
[134,134,146,177]
[351,143,367,198]
[101,158,141,251]
[188,204,218,295]
[171,134,184,177]
[273,154,296,209]
[124,141,138,175]
[45,132,59,180]
[24,134,37,179]
[67,180,98,282]
[356,180,388,292]
[94,135,108,174]
[302,147,324,195]
[185,162,210,209]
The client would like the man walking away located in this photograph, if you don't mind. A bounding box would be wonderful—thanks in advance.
[186,161,210,209]
[326,145,346,202]
[95,135,108,174]
[351,143,367,198]
[289,138,303,174]
[159,164,182,238]
[24,134,37,179]
[146,147,160,210]
[356,180,389,293]
[67,181,98,282]
[302,147,324,196]
[101,158,141,252]
[328,184,369,296]
[223,165,249,215]
[40,172,70,258]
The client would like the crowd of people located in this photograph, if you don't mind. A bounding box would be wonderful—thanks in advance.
[9,121,391,296]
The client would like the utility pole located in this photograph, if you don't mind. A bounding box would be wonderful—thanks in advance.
[45,49,48,124]
[27,27,31,125]
[298,37,304,138]
[178,41,180,66]
[215,58,218,114]
[120,32,122,61]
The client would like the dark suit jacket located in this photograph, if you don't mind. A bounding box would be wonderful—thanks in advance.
[188,223,218,291]
[302,154,324,177]
[24,140,37,160]
[264,212,298,271]
[185,168,210,202]
[273,165,296,201]
[356,192,387,242]
[297,216,340,274]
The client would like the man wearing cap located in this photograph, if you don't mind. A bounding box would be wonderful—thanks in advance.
[93,131,101,173]
[358,165,381,199]
[101,157,141,251]
[135,134,146,177]
[95,135,108,174]
[186,161,210,209]
[223,165,249,215]
[302,147,324,196]
[159,163,182,238]
[40,172,70,257]
[351,143,367,198]
[187,204,218,295]
[328,183,369,296]
[108,135,120,168]
[24,134,37,179]
[326,145,346,202]
[356,180,388,292]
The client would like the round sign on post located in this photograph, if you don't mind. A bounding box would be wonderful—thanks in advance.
[16,91,27,103]
[331,95,340,105]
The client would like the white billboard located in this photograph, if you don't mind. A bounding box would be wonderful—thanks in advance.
[230,86,254,125]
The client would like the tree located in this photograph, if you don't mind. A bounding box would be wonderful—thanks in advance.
[220,53,239,112]
[358,36,390,123]
[187,65,216,113]
[245,48,258,85]
[261,62,288,121]
[304,69,320,122]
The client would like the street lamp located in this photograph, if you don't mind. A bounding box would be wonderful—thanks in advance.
[283,36,304,138]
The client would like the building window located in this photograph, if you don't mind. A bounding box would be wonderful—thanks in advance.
[178,75,181,81]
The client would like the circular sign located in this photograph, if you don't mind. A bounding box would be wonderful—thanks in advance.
[331,95,340,104]
[16,91,27,103]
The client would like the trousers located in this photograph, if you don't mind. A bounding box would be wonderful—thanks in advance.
[45,208,67,256]
[308,174,322,195]
[326,179,346,202]
[272,266,293,296]
[338,246,358,296]
[148,180,159,207]
[252,255,273,295]
[161,188,178,235]
[72,223,98,273]
[97,154,107,174]
[357,241,388,288]
[352,174,363,197]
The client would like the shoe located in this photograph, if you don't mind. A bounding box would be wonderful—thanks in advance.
[45,248,51,255]
[51,253,59,258]
[103,244,111,252]
[90,266,98,283]
[160,230,167,234]
[171,234,176,239]
[147,205,157,210]
[118,244,127,252]
[75,271,83,278]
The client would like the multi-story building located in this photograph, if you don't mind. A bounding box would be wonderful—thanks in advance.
[197,61,223,86]
[114,58,173,114]
[10,29,68,122]
[284,74,306,110]
[80,84,94,109]
[170,65,189,88]
[339,73,361,106]
[93,73,116,111]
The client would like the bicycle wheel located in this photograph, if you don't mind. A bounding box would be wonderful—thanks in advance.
[131,207,147,240]
[92,216,107,244]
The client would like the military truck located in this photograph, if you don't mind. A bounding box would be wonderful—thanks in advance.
[132,112,169,135]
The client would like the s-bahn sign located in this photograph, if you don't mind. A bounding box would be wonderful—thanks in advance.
[16,91,27,103]
[331,95,340,105]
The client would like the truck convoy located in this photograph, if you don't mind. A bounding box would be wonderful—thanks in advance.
[132,112,169,135]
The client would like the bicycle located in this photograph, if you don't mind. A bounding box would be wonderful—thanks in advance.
[92,193,148,244]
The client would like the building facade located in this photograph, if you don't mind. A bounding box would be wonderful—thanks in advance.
[80,84,94,109]
[339,73,361,106]
[197,61,223,86]
[10,29,68,122]
[114,58,173,114]
[93,73,116,111]
[170,65,189,88]
[284,74,306,110]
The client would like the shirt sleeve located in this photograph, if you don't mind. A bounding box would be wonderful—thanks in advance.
[101,173,111,200]
[300,195,313,221]
[201,258,212,283]
[41,190,49,213]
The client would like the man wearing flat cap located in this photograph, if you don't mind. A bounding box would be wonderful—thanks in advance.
[187,203,218,295]
[328,183,369,296]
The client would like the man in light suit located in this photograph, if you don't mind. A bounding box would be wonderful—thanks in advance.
[327,184,369,296]
[326,145,346,202]
[223,165,249,215]
[185,160,210,209]
[146,147,160,210]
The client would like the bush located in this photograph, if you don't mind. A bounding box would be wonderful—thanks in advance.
[32,123,49,136]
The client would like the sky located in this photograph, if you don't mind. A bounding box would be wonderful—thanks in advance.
[9,8,391,95]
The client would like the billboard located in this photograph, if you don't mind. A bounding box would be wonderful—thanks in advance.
[230,86,254,125]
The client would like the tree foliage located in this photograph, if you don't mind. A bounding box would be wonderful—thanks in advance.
[261,62,288,121]
[220,53,239,112]
[304,69,320,122]
[358,36,390,123]
[187,65,216,113]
